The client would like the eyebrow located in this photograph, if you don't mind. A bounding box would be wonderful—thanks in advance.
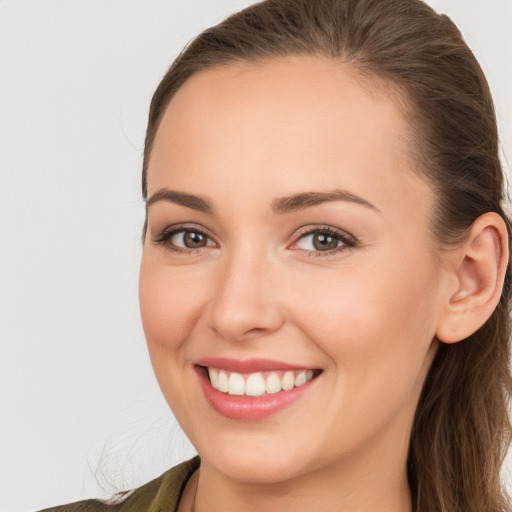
[271,189,380,214]
[146,189,214,214]
[146,188,380,215]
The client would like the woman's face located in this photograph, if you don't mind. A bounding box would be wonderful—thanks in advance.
[140,57,449,484]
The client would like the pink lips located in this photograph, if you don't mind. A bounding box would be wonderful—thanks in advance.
[195,358,319,421]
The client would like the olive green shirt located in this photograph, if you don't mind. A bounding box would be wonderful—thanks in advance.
[39,457,200,512]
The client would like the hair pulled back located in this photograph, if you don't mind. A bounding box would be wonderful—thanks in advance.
[142,1,512,510]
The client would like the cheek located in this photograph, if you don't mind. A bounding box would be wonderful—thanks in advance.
[139,258,204,361]
[138,257,211,421]
[289,255,439,389]
[286,259,439,453]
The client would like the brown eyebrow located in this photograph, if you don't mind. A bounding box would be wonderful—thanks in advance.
[146,189,214,214]
[271,189,380,214]
[146,188,380,216]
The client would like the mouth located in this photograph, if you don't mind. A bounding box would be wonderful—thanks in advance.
[194,358,323,421]
[200,366,320,397]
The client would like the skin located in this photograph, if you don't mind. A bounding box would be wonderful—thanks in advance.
[139,57,508,512]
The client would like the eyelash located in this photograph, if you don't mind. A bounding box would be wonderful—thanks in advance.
[153,225,216,255]
[291,226,357,256]
[152,224,357,256]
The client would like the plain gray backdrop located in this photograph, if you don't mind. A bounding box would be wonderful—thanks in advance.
[1,1,511,511]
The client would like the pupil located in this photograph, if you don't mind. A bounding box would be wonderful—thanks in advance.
[313,233,338,251]
[184,231,206,248]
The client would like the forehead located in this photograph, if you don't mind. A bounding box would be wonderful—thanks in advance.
[148,56,432,221]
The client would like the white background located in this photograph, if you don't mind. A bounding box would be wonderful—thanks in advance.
[1,1,511,511]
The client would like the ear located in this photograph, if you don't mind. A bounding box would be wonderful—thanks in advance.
[436,212,509,344]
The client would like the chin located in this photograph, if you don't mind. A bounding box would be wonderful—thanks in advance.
[190,427,319,485]
[207,451,309,485]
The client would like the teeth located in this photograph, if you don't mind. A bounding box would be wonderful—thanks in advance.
[245,373,266,397]
[295,370,307,387]
[209,368,219,388]
[207,367,316,396]
[266,372,281,394]
[281,371,295,391]
[228,372,245,395]
[217,370,229,392]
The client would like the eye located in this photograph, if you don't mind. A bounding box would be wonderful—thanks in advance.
[153,226,217,253]
[171,230,212,249]
[291,227,356,254]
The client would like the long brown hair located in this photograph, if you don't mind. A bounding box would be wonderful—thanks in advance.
[141,1,512,510]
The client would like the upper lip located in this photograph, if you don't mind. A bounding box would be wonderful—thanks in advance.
[195,357,315,373]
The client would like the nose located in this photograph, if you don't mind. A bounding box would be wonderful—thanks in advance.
[206,248,285,342]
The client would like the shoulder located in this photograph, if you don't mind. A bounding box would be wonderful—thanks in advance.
[37,456,200,512]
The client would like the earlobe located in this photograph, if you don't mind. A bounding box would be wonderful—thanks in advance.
[436,212,509,344]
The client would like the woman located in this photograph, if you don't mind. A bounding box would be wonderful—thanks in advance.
[40,0,511,510]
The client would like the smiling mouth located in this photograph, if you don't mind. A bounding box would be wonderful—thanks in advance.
[199,366,322,397]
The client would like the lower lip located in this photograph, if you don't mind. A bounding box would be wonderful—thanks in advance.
[196,366,318,421]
